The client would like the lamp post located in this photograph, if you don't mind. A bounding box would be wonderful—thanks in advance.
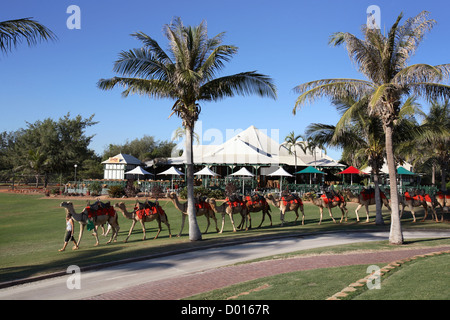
[74,164,78,191]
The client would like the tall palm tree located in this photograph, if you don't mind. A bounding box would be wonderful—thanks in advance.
[293,11,450,244]
[409,100,449,191]
[282,131,302,183]
[98,18,276,241]
[0,17,56,54]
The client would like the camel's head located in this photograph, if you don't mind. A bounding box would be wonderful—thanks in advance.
[207,198,216,205]
[114,202,126,210]
[265,193,274,200]
[168,192,177,199]
[60,201,73,208]
[303,192,313,200]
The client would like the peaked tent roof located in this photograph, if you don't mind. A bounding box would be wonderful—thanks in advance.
[267,166,293,177]
[146,126,343,168]
[295,166,325,174]
[397,166,416,175]
[194,166,220,176]
[125,166,153,175]
[102,153,142,165]
[229,167,255,177]
[337,166,367,175]
[158,166,184,176]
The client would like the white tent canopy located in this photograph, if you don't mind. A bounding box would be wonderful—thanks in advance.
[194,167,219,176]
[125,166,152,176]
[158,166,184,176]
[148,125,343,168]
[267,166,292,194]
[229,167,255,177]
[157,166,184,190]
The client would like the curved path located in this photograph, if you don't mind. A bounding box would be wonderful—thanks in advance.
[0,230,449,300]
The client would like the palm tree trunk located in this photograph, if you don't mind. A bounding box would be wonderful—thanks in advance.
[185,124,202,241]
[373,170,384,225]
[385,123,403,245]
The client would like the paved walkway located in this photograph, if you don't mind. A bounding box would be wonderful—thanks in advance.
[85,245,450,300]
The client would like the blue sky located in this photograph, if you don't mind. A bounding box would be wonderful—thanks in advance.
[2,0,449,161]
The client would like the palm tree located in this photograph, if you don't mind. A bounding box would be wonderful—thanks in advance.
[409,100,449,191]
[0,17,56,54]
[293,11,450,245]
[282,131,302,183]
[98,18,276,241]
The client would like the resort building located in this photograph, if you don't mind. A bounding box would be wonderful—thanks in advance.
[101,153,143,180]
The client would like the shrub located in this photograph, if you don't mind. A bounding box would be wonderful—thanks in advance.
[88,181,102,196]
[108,185,125,198]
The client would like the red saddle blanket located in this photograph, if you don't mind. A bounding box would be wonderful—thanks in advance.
[404,192,432,203]
[196,201,211,210]
[436,192,450,200]
[85,206,115,219]
[226,198,244,208]
[361,190,387,201]
[321,194,344,205]
[245,196,267,206]
[281,196,302,206]
[134,205,165,220]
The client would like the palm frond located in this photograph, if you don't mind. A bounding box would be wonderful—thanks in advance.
[97,77,175,99]
[293,79,374,114]
[0,17,56,54]
[409,82,450,102]
[199,71,277,101]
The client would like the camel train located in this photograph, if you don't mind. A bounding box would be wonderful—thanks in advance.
[59,187,447,249]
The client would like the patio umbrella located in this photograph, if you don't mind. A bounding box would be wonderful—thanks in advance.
[267,166,293,194]
[194,166,219,187]
[158,166,184,190]
[337,166,367,185]
[229,167,255,194]
[397,166,416,187]
[124,166,153,181]
[295,166,325,185]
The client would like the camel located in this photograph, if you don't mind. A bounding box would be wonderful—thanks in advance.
[399,191,440,223]
[303,192,348,224]
[244,194,272,228]
[60,201,120,248]
[265,193,304,226]
[436,191,449,214]
[207,198,248,233]
[167,192,219,237]
[114,201,172,242]
[342,189,391,222]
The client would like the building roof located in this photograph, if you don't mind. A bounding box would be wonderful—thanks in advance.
[102,153,143,165]
[145,125,342,167]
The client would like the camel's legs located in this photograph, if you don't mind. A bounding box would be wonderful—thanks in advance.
[354,204,362,222]
[209,211,219,232]
[203,215,211,234]
[300,206,305,225]
[139,220,146,240]
[338,205,347,223]
[228,213,237,232]
[318,207,323,225]
[124,220,137,243]
[76,223,85,249]
[177,214,187,237]
[153,218,162,239]
[364,204,370,222]
[279,210,285,227]
[328,207,337,224]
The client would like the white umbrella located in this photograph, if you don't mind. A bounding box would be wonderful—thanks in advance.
[124,166,153,181]
[267,166,292,194]
[158,166,184,190]
[229,167,255,194]
[195,166,220,188]
[194,167,219,176]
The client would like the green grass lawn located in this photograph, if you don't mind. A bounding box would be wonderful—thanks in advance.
[0,192,449,283]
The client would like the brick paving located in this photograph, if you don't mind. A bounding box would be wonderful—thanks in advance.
[84,245,450,300]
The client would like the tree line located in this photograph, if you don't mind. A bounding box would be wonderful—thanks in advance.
[0,113,176,186]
